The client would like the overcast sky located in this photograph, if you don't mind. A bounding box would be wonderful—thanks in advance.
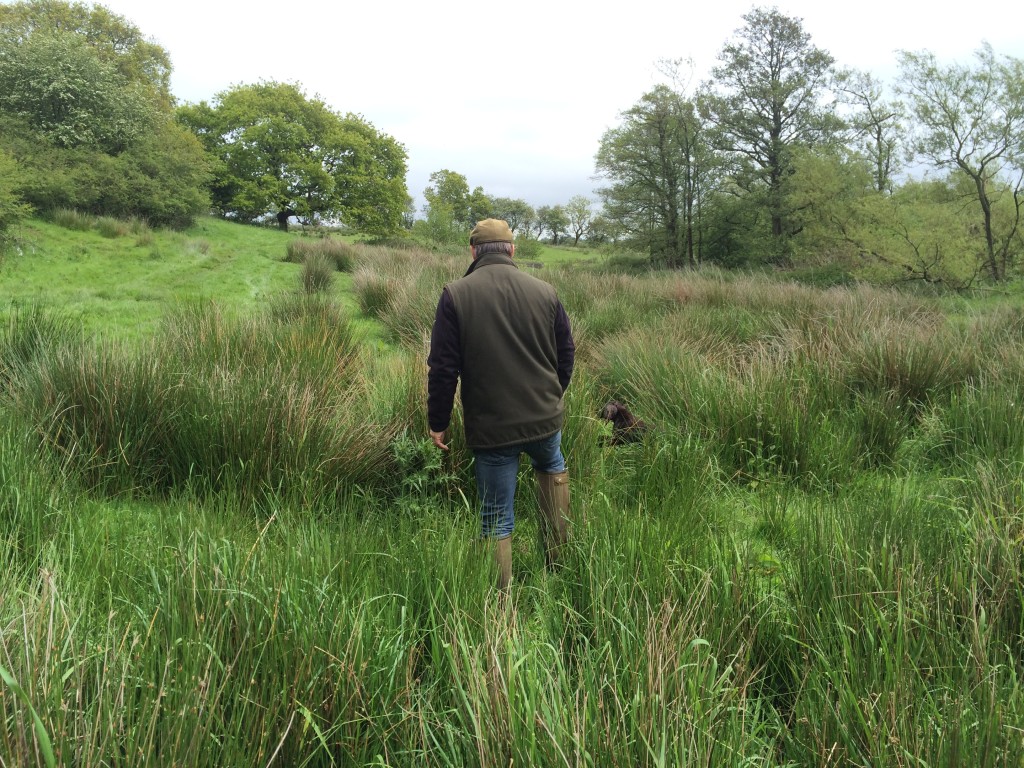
[98,0,1024,210]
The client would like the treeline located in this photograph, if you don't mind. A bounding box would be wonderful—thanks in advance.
[411,168,598,253]
[2,2,1021,289]
[416,9,1024,289]
[0,0,410,244]
[595,8,1024,287]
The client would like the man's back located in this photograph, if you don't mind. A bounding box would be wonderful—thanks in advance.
[445,252,563,449]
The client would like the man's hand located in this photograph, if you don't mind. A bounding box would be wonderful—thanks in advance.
[429,429,449,451]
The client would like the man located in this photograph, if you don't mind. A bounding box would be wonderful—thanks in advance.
[427,218,575,590]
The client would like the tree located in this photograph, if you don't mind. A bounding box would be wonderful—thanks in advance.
[897,44,1024,281]
[780,145,876,264]
[415,202,463,246]
[178,81,408,233]
[0,0,172,106]
[0,1,209,227]
[468,185,492,224]
[329,114,410,235]
[423,169,471,227]
[836,70,905,193]
[536,205,569,244]
[0,149,30,249]
[586,214,618,245]
[491,197,534,233]
[702,6,842,259]
[838,178,981,289]
[0,30,155,153]
[596,85,715,266]
[564,195,593,246]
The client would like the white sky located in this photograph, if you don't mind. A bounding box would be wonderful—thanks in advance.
[98,0,1024,210]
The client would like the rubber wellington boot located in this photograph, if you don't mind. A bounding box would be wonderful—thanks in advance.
[535,470,570,569]
[494,536,513,591]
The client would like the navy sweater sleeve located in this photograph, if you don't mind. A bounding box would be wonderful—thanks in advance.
[426,288,461,432]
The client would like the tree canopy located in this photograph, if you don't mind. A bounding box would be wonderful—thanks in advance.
[177,81,409,233]
[898,44,1024,281]
[422,169,471,226]
[0,0,209,228]
[597,85,715,266]
[0,0,172,106]
[0,29,155,153]
[702,7,842,258]
[490,197,534,233]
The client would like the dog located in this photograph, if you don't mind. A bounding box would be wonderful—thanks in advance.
[599,400,651,445]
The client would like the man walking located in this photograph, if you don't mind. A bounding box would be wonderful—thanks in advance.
[427,218,575,590]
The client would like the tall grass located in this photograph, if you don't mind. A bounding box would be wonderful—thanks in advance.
[300,253,335,294]
[5,297,404,501]
[351,245,463,346]
[3,242,1024,765]
[285,238,358,272]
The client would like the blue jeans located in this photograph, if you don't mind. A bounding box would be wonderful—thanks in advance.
[473,431,566,539]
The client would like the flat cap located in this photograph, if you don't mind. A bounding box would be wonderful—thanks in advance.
[469,218,514,245]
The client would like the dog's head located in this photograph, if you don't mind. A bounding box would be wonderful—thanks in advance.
[600,401,623,421]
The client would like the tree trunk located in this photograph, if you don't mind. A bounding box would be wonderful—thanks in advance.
[972,175,1001,281]
[277,209,296,232]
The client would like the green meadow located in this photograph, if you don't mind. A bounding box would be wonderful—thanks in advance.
[2,215,1024,766]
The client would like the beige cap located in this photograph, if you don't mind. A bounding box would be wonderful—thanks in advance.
[469,218,514,245]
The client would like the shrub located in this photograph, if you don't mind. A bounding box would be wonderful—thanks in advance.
[47,207,94,231]
[513,233,542,260]
[301,253,335,294]
[287,238,357,272]
[95,216,130,238]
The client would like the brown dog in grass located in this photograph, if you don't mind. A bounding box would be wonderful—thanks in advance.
[599,401,651,445]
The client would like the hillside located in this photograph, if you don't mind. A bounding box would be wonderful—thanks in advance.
[1,216,319,339]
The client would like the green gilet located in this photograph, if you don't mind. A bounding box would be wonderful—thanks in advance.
[445,253,564,449]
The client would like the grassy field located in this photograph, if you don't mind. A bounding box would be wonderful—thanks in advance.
[2,215,1024,766]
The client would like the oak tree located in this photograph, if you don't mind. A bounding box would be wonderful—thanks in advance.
[178,82,408,234]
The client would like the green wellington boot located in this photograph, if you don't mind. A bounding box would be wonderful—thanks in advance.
[535,470,570,569]
[495,536,513,591]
